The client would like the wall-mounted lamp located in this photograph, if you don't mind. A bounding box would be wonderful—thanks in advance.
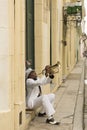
[61,40,67,46]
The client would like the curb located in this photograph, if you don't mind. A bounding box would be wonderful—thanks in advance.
[73,59,85,130]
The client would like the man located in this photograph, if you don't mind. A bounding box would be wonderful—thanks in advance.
[25,65,60,125]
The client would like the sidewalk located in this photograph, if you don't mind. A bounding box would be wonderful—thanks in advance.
[26,59,85,130]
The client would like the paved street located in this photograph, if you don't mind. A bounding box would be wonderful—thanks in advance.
[26,59,85,130]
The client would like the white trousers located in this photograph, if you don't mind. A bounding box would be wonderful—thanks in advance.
[32,93,55,117]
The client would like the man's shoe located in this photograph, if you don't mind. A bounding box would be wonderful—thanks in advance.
[38,112,46,117]
[46,118,60,125]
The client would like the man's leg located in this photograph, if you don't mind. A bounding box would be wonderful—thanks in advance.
[33,95,60,125]
[33,95,55,116]
[47,93,55,104]
[39,93,55,114]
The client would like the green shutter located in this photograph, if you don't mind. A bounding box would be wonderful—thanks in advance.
[67,6,82,15]
[26,0,34,68]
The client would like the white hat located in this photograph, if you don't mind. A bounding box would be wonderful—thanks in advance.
[25,68,33,79]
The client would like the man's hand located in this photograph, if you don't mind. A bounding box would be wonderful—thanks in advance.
[45,65,50,77]
[45,65,54,78]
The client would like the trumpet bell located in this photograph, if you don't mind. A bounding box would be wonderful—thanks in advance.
[37,61,61,75]
[50,61,60,69]
[50,61,61,74]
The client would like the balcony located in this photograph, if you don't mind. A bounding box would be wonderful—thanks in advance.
[63,1,82,27]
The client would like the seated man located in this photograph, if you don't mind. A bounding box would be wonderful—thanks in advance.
[25,65,60,125]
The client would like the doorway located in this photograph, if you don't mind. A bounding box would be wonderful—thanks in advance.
[26,0,34,69]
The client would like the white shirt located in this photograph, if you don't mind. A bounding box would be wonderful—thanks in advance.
[26,75,52,108]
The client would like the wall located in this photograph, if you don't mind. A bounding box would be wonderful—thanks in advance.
[0,0,14,130]
[0,0,26,130]
[34,0,63,93]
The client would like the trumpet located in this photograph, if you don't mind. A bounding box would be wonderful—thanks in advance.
[38,61,61,75]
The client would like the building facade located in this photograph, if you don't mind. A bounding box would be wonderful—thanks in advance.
[0,0,84,130]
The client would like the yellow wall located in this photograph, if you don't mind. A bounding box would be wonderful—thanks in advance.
[35,0,63,93]
[0,0,83,130]
[14,0,26,129]
[62,0,83,78]
[51,0,63,91]
[35,0,50,71]
[0,0,26,130]
[0,0,14,130]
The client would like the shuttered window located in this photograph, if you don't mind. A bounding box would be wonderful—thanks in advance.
[26,0,34,68]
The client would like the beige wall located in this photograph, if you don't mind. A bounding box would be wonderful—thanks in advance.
[0,0,13,130]
[51,0,63,91]
[0,0,84,130]
[34,0,51,93]
[35,0,63,93]
[14,0,26,130]
[35,0,50,71]
[0,0,14,130]
[62,0,83,78]
[0,0,26,130]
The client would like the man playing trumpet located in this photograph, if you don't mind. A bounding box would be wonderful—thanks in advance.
[25,65,60,125]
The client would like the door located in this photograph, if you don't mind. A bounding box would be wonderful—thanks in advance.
[26,0,34,69]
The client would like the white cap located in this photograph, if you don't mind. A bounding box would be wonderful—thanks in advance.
[25,68,33,79]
